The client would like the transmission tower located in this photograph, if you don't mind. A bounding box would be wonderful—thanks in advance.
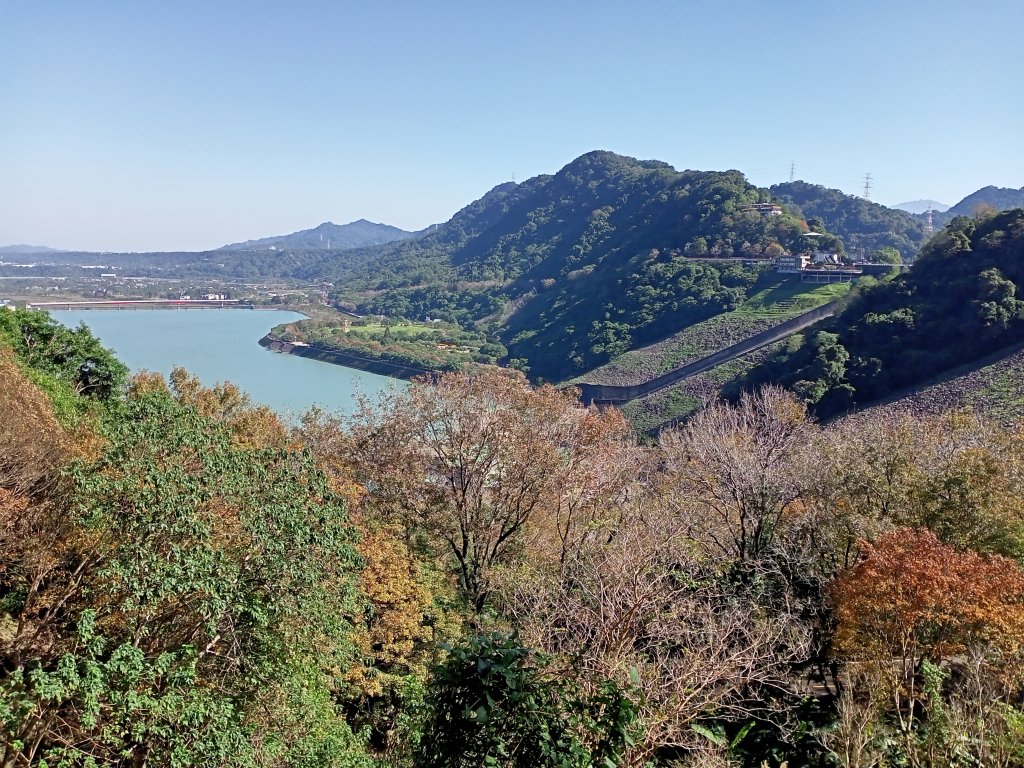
[862,173,873,200]
[789,162,795,183]
[925,203,934,235]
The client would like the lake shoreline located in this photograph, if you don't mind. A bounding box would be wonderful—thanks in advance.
[48,309,400,416]
[258,333,433,381]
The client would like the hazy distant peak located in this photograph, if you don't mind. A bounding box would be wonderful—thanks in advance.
[893,199,950,214]
[0,244,62,254]
[217,219,416,252]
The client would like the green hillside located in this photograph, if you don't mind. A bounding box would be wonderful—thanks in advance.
[771,180,929,259]
[301,152,842,381]
[740,209,1024,417]
[929,184,1024,227]
[571,276,849,387]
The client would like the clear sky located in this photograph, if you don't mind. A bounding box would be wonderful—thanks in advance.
[2,0,1023,252]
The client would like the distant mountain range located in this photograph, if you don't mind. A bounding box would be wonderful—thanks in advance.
[0,244,62,255]
[892,199,949,214]
[217,219,417,252]
[5,183,1021,261]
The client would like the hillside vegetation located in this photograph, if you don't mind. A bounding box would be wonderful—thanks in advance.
[5,309,1024,766]
[287,152,848,381]
[935,184,1024,225]
[573,276,849,388]
[741,209,1024,417]
[771,180,929,259]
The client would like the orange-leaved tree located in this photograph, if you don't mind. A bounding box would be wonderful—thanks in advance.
[830,529,1024,765]
[832,528,1024,666]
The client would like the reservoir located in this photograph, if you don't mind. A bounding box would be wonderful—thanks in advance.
[50,309,403,418]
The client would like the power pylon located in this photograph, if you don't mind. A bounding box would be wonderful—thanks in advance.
[863,173,873,200]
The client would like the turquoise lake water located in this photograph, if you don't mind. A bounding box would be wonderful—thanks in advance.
[50,309,403,418]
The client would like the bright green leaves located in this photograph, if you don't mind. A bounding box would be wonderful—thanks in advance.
[0,308,127,402]
[1,384,367,767]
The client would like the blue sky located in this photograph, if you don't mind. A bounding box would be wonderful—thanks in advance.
[2,0,1022,252]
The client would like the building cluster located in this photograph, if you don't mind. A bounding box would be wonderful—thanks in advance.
[740,202,784,217]
[775,252,896,283]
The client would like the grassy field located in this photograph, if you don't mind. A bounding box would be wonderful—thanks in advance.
[339,321,438,338]
[735,277,851,315]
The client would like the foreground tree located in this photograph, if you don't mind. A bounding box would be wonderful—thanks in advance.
[825,409,1024,560]
[830,528,1024,767]
[498,499,810,764]
[340,369,636,613]
[0,308,127,401]
[660,387,812,566]
[415,634,638,768]
[0,385,370,767]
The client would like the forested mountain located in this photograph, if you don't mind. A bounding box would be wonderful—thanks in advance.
[770,180,929,259]
[945,185,1024,217]
[915,185,1024,229]
[297,151,835,381]
[217,219,417,252]
[740,209,1024,416]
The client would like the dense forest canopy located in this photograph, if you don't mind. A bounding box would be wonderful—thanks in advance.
[770,180,929,259]
[740,209,1024,417]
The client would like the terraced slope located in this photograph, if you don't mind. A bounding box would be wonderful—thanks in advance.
[620,339,788,435]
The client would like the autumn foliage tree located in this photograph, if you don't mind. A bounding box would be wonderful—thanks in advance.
[340,368,635,613]
[830,528,1024,766]
[832,527,1024,666]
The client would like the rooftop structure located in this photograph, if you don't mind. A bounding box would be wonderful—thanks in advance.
[741,202,784,216]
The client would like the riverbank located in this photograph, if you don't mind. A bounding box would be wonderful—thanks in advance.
[258,334,434,381]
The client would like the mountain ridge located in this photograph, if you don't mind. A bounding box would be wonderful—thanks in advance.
[0,244,62,255]
[217,219,418,252]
